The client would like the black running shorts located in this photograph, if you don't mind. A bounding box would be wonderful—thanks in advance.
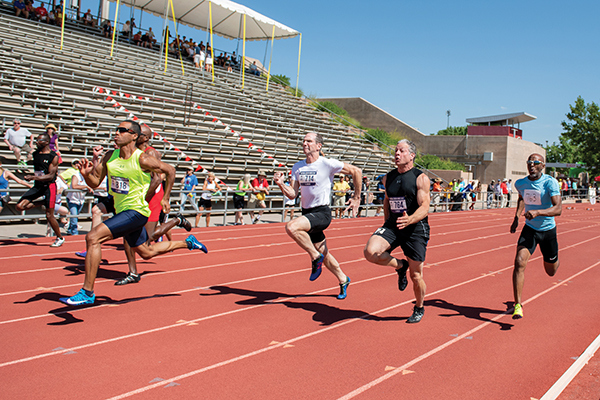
[371,222,430,262]
[518,224,559,263]
[302,205,332,244]
[103,209,149,248]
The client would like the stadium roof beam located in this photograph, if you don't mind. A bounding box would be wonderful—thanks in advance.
[466,112,536,128]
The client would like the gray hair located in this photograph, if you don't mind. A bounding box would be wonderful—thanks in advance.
[398,139,417,155]
[306,131,324,146]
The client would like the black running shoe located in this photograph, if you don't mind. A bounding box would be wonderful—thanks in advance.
[115,273,141,286]
[309,253,324,281]
[396,259,409,291]
[176,213,192,231]
[406,305,424,324]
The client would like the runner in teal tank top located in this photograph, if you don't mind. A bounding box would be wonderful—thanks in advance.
[60,120,208,306]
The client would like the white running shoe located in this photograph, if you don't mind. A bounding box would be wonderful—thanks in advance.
[50,237,65,247]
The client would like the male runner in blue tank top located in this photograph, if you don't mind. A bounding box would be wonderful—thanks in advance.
[364,139,431,323]
[510,153,562,319]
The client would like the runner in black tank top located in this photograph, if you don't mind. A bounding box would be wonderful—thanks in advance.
[16,133,64,247]
[364,140,431,323]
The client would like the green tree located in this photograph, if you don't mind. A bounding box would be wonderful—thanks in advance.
[561,96,600,176]
[435,126,468,136]
[415,154,464,170]
[270,74,290,87]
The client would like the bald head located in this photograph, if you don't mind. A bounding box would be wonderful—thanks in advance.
[528,153,545,163]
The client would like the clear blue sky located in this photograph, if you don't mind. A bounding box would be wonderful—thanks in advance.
[88,0,600,146]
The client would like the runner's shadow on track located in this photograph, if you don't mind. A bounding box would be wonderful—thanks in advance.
[62,263,163,282]
[425,299,514,331]
[0,238,42,246]
[202,286,402,326]
[14,291,180,325]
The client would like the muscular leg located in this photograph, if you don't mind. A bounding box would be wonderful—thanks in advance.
[544,260,560,277]
[285,216,320,260]
[407,257,426,308]
[133,239,189,260]
[45,207,63,239]
[150,218,178,242]
[363,235,402,270]
[513,246,531,305]
[82,223,114,291]
[315,239,346,284]
[123,239,138,275]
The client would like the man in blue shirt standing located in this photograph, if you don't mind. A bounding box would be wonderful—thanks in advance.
[179,167,199,213]
[510,153,562,319]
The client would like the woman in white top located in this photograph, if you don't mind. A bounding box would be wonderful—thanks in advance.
[196,172,221,227]
[205,52,213,73]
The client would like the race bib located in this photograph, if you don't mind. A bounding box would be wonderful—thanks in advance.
[111,176,130,194]
[298,171,317,186]
[389,196,407,213]
[523,189,541,205]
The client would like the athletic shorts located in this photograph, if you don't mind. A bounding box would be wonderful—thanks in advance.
[332,195,345,208]
[20,183,56,209]
[198,198,212,209]
[372,222,430,262]
[302,205,332,243]
[94,195,115,215]
[233,194,245,209]
[148,186,164,222]
[518,224,559,263]
[103,209,149,248]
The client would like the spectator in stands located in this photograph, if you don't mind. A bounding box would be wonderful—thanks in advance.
[0,156,32,213]
[357,176,369,217]
[140,31,151,48]
[132,31,142,46]
[248,169,269,224]
[48,7,55,24]
[249,61,261,76]
[25,1,35,20]
[224,56,232,72]
[332,174,349,219]
[4,118,33,168]
[179,167,199,213]
[146,27,156,47]
[13,0,28,18]
[230,51,238,67]
[121,20,131,38]
[82,9,94,26]
[374,175,386,216]
[102,19,112,38]
[193,42,204,68]
[233,173,252,225]
[501,178,509,208]
[431,178,442,212]
[505,178,512,207]
[45,124,62,164]
[66,168,91,236]
[35,2,48,23]
[195,172,221,228]
[55,5,63,26]
[205,50,213,72]
[344,174,354,217]
[216,53,225,67]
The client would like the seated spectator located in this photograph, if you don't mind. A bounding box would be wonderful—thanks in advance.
[132,31,142,46]
[35,2,48,23]
[55,6,63,26]
[82,9,94,26]
[224,56,232,72]
[25,1,35,20]
[102,19,112,38]
[140,31,151,48]
[121,20,131,38]
[182,39,193,57]
[230,51,238,66]
[205,51,213,72]
[249,61,261,76]
[216,52,225,67]
[146,27,157,46]
[48,8,56,24]
[13,0,28,18]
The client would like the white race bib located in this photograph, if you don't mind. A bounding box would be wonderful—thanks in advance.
[111,176,130,194]
[298,171,317,186]
[389,196,407,213]
[523,189,541,205]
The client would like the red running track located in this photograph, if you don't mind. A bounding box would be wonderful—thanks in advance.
[0,207,599,399]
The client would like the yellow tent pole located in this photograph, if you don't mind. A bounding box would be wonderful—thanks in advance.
[163,27,169,74]
[295,33,302,97]
[242,13,246,90]
[265,25,275,92]
[209,1,214,83]
[59,0,66,50]
[110,0,120,58]
[168,0,185,76]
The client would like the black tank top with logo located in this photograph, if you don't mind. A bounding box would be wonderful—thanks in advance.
[384,167,429,235]
[32,150,57,186]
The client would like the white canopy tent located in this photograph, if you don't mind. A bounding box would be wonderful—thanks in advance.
[107,0,299,40]
[104,0,300,88]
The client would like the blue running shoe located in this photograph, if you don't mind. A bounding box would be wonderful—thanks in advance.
[59,288,95,306]
[186,235,208,253]
[337,276,351,300]
[309,253,324,281]
[75,251,87,258]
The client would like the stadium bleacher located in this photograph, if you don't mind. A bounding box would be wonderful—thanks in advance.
[0,8,394,220]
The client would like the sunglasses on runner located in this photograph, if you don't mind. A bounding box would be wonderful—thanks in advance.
[115,127,133,133]
[526,160,543,165]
